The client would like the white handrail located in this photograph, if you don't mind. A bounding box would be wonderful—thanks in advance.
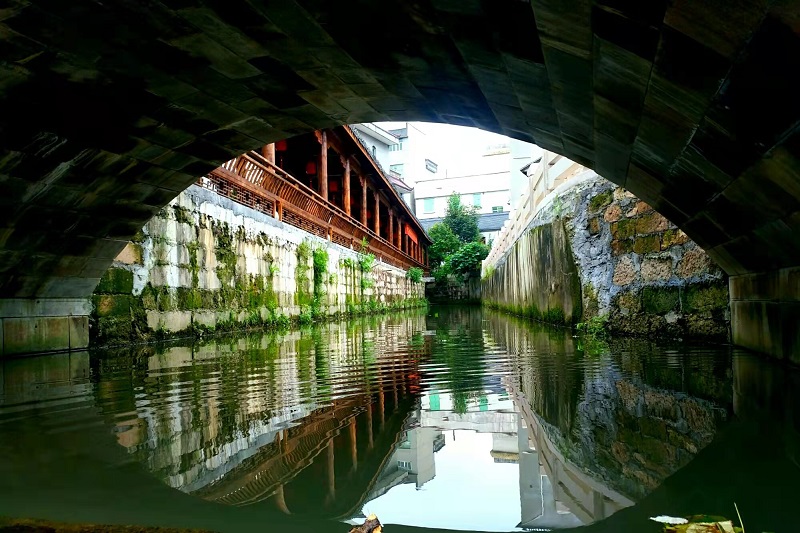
[482,151,585,273]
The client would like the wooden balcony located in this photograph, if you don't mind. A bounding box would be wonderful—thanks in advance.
[197,150,427,272]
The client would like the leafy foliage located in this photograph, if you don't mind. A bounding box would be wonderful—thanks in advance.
[576,314,609,337]
[432,262,451,284]
[443,193,480,243]
[448,241,490,280]
[406,267,423,283]
[358,253,375,273]
[428,223,461,267]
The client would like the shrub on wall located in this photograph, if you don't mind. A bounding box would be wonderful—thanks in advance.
[448,241,490,280]
[406,267,423,283]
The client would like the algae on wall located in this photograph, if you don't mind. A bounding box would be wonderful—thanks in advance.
[481,173,730,340]
[483,218,582,325]
[90,185,426,346]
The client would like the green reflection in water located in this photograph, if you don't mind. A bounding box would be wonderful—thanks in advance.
[0,307,798,533]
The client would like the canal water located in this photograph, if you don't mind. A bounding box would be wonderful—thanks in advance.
[0,306,798,533]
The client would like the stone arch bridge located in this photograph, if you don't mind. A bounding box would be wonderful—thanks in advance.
[1,1,798,360]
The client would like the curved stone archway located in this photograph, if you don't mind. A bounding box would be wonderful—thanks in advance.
[1,1,799,359]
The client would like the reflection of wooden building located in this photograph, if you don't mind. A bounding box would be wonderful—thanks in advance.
[190,387,415,520]
[198,126,431,271]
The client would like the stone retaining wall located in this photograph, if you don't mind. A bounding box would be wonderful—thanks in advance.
[483,173,729,340]
[91,185,424,346]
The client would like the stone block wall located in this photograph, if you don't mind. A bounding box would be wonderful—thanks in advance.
[585,183,729,339]
[483,173,730,340]
[426,276,481,304]
[91,185,424,346]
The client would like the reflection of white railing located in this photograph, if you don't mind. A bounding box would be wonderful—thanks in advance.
[483,152,585,272]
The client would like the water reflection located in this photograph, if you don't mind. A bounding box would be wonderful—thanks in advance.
[1,307,798,532]
[360,389,583,531]
[94,312,426,519]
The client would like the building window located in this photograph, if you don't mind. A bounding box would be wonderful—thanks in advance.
[390,163,404,175]
[423,198,434,213]
[390,141,404,152]
[473,193,481,208]
[492,206,503,213]
[398,460,412,470]
[371,145,376,158]
[425,159,438,173]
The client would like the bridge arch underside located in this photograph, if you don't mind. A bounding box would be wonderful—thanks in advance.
[1,1,799,359]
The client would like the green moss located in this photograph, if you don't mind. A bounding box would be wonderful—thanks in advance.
[582,284,600,319]
[588,189,613,213]
[611,218,636,240]
[95,268,134,295]
[541,307,566,324]
[312,247,329,307]
[484,301,570,326]
[128,243,145,264]
[684,283,728,313]
[92,294,135,317]
[295,240,314,313]
[186,241,200,288]
[173,205,193,225]
[633,234,661,254]
[213,221,238,287]
[175,287,203,310]
[641,286,680,314]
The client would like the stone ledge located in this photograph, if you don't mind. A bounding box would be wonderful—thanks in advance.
[0,298,92,318]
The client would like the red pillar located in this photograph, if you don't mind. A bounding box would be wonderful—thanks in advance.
[319,131,328,200]
[374,194,380,235]
[388,210,394,246]
[361,177,367,227]
[343,158,351,217]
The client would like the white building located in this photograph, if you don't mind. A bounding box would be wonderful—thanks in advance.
[384,123,443,191]
[354,122,537,238]
[351,122,415,209]
[351,123,398,168]
[411,138,534,243]
[413,139,533,219]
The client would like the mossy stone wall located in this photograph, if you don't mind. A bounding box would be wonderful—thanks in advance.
[90,185,425,346]
[482,174,730,340]
[482,219,583,325]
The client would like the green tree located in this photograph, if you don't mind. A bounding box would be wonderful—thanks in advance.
[428,222,461,267]
[448,241,490,280]
[443,193,480,243]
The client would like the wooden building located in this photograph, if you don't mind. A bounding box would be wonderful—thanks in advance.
[198,125,430,271]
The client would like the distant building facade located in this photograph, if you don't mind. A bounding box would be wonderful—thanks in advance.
[413,139,533,223]
[419,211,510,244]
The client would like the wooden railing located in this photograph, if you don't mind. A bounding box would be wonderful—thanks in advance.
[482,152,586,271]
[196,151,426,271]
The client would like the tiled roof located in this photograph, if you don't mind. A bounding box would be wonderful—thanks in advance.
[419,211,509,233]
